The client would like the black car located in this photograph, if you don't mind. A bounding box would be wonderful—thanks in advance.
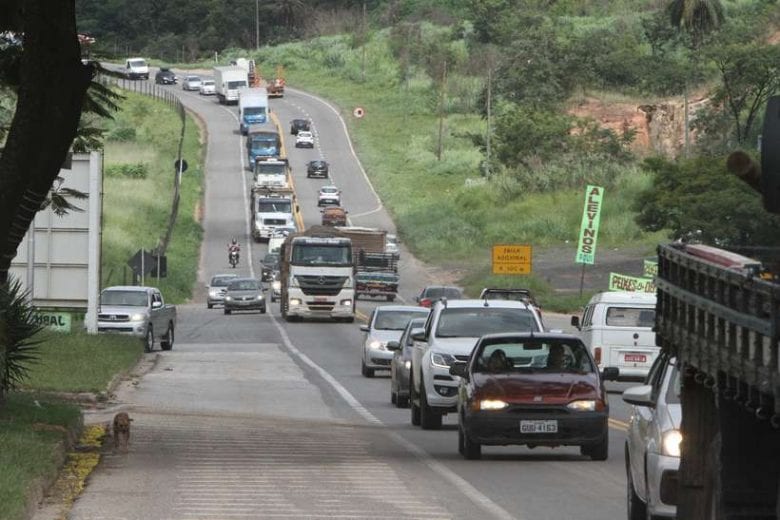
[155,68,177,85]
[290,119,311,135]
[307,160,329,178]
[260,253,280,281]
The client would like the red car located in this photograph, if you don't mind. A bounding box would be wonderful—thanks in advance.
[414,285,462,308]
[451,332,618,460]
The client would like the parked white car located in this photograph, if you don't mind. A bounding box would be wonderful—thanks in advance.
[317,185,341,207]
[295,130,315,148]
[623,353,681,519]
[199,79,216,96]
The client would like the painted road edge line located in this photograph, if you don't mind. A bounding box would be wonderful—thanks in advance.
[268,312,520,520]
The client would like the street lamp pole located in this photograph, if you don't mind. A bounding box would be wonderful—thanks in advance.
[255,0,259,51]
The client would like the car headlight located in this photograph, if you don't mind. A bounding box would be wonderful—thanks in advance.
[431,352,455,368]
[129,313,147,322]
[290,298,301,306]
[404,360,411,370]
[340,299,352,306]
[661,429,682,457]
[256,294,264,300]
[225,296,233,301]
[272,281,281,291]
[479,399,508,411]
[566,400,597,412]
[369,340,386,350]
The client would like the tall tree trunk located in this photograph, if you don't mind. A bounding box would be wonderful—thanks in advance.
[0,0,92,286]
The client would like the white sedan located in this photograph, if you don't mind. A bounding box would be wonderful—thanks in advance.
[295,131,315,148]
[199,79,216,96]
[318,185,341,207]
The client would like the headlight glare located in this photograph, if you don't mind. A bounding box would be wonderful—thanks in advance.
[566,400,597,412]
[272,281,281,291]
[479,399,508,410]
[369,340,385,350]
[404,360,411,369]
[662,429,682,457]
[129,313,146,322]
[290,298,301,306]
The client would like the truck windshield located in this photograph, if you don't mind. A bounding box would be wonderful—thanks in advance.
[436,308,538,338]
[291,244,352,266]
[256,164,286,175]
[257,201,291,213]
[227,80,247,89]
[101,290,148,306]
[245,107,266,116]
[128,59,146,67]
[252,136,278,147]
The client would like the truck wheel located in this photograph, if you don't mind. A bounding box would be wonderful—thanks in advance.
[160,324,174,351]
[420,386,442,430]
[144,327,154,353]
[581,429,609,461]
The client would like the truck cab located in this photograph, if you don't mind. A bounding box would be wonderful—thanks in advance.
[239,87,269,134]
[253,158,290,190]
[245,126,280,167]
[125,58,149,80]
[251,192,295,242]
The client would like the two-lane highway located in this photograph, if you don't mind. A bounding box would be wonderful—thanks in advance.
[59,73,634,520]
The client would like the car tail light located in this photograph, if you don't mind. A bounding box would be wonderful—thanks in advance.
[420,298,432,308]
[593,347,602,365]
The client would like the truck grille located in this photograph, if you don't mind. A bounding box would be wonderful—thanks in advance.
[98,314,130,322]
[296,276,348,296]
[306,301,335,311]
[263,219,287,226]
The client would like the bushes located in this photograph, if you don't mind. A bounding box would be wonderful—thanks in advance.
[104,163,148,179]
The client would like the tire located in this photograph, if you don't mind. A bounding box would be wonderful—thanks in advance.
[386,295,395,302]
[581,429,609,461]
[391,391,397,405]
[625,446,647,520]
[420,385,443,430]
[260,306,267,314]
[458,425,466,456]
[462,427,482,460]
[361,359,374,378]
[224,308,232,315]
[160,324,174,351]
[397,394,409,408]
[144,326,154,353]
[410,374,421,426]
[344,316,355,323]
[207,302,213,309]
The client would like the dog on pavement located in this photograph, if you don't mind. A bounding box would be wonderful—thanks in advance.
[113,412,133,453]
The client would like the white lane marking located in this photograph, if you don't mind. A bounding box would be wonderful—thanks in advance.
[286,86,384,220]
[268,312,519,520]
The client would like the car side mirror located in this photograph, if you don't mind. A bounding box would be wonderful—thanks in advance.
[622,384,655,408]
[414,296,420,303]
[411,331,426,342]
[570,316,581,329]
[449,361,468,378]
[601,366,619,381]
[360,325,369,332]
[386,341,401,351]
[152,301,163,309]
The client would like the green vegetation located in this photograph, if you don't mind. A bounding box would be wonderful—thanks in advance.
[20,330,143,394]
[101,93,204,303]
[0,393,81,520]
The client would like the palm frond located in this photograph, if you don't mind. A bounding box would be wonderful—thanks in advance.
[0,278,43,392]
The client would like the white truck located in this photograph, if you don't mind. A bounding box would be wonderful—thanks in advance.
[253,157,290,190]
[213,65,248,105]
[251,188,297,242]
[279,226,356,323]
[124,57,149,80]
[97,286,176,353]
[239,87,269,134]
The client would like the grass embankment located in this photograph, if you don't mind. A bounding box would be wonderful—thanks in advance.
[0,331,143,520]
[101,92,204,303]
[208,29,665,310]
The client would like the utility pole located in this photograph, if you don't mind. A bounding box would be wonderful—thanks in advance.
[255,0,260,51]
[486,67,492,176]
[436,59,447,162]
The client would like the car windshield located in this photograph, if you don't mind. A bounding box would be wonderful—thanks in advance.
[263,254,279,265]
[374,310,429,330]
[210,276,236,287]
[187,76,201,82]
[310,162,325,168]
[436,307,538,338]
[101,290,148,306]
[291,244,351,266]
[256,201,291,213]
[227,80,247,89]
[475,339,595,374]
[423,287,462,300]
[403,319,428,345]
[228,280,259,291]
[605,307,655,328]
[203,80,214,86]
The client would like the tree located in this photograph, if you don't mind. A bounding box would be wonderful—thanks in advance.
[667,0,725,48]
[0,0,94,286]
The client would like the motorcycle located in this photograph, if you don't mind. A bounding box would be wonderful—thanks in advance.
[228,249,239,268]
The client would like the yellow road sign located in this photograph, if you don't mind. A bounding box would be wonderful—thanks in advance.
[492,244,532,275]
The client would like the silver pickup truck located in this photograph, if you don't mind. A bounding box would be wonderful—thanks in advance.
[97,286,177,352]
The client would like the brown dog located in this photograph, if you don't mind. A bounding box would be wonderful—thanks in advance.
[113,412,133,453]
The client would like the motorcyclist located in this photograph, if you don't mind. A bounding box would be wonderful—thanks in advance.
[228,238,241,266]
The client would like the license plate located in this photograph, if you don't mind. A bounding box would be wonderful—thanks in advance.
[624,353,647,363]
[520,420,558,434]
[314,297,328,302]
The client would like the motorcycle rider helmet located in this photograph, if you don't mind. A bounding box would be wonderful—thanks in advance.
[231,238,237,245]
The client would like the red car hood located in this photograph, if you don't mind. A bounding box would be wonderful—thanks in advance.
[472,372,601,404]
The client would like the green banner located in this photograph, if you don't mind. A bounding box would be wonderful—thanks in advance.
[609,273,656,293]
[32,312,72,333]
[575,185,605,265]
[643,259,658,278]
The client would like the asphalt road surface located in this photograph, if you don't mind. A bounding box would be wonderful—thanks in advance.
[48,72,637,520]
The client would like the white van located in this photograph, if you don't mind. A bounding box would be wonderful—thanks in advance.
[124,57,149,80]
[571,291,658,382]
